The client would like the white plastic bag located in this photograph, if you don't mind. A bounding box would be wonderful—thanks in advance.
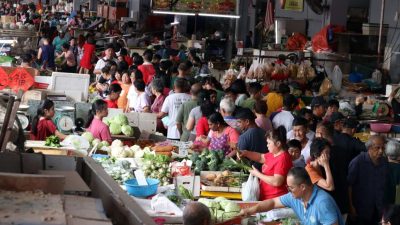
[241,174,260,201]
[331,65,343,93]
[372,69,382,85]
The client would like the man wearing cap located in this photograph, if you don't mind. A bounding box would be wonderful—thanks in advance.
[329,112,345,135]
[310,96,327,132]
[94,44,116,75]
[334,118,366,162]
[236,108,268,171]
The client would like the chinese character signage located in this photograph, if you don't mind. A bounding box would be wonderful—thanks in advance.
[282,0,304,11]
[152,0,237,15]
[0,67,35,92]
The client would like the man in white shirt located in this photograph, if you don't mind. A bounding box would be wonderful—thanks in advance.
[159,78,191,140]
[93,45,116,75]
[288,117,312,161]
[272,94,298,132]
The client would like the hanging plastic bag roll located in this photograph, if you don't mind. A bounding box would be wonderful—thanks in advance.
[241,174,260,201]
[331,65,343,93]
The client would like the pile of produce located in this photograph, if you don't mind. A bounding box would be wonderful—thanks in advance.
[190,149,225,174]
[95,157,134,184]
[198,197,241,223]
[141,153,172,186]
[204,171,248,187]
[152,145,177,157]
[44,135,61,147]
[109,140,154,159]
[103,114,134,136]
[81,131,110,149]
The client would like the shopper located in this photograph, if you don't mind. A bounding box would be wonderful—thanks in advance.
[310,96,327,131]
[219,97,239,131]
[176,83,202,141]
[305,138,335,191]
[79,35,96,74]
[52,30,69,53]
[85,99,112,143]
[236,108,267,171]
[94,45,115,75]
[239,127,293,200]
[287,139,305,167]
[288,117,312,161]
[205,112,239,157]
[104,83,122,109]
[37,38,55,70]
[57,43,76,73]
[117,71,131,111]
[195,100,214,137]
[263,83,290,116]
[272,94,298,132]
[159,78,191,140]
[150,79,167,135]
[30,100,66,141]
[348,135,388,225]
[254,100,272,133]
[241,82,262,110]
[138,49,156,85]
[384,140,400,205]
[132,79,151,112]
[239,167,344,225]
[183,202,211,225]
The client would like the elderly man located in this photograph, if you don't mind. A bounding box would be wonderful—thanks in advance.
[219,97,240,131]
[183,202,211,225]
[348,135,388,225]
[384,140,400,205]
[240,167,344,225]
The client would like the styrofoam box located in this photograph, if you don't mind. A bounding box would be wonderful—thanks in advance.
[386,84,400,97]
[175,176,200,197]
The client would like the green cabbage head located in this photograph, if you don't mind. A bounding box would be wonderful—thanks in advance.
[110,123,122,135]
[121,125,134,137]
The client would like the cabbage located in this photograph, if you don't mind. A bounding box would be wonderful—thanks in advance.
[92,138,102,148]
[214,197,228,203]
[121,125,134,137]
[216,210,237,222]
[130,145,141,152]
[112,114,129,126]
[135,150,145,159]
[101,140,110,147]
[197,198,220,210]
[111,146,126,157]
[220,200,240,213]
[103,118,111,126]
[81,132,94,143]
[111,139,123,147]
[110,123,122,135]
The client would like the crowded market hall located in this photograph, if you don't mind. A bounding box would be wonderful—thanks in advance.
[0,0,400,224]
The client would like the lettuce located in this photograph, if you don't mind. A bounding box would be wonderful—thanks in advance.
[110,123,122,135]
[112,114,129,126]
[220,201,240,213]
[121,125,134,137]
[81,132,94,143]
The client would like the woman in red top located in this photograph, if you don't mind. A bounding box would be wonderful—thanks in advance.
[105,83,122,108]
[79,36,96,74]
[240,126,293,200]
[30,100,66,141]
[138,50,156,85]
[195,100,215,137]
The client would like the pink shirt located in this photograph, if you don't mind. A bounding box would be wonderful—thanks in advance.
[87,118,112,143]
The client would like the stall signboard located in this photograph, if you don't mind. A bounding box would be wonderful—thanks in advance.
[0,66,35,92]
[282,0,304,11]
[152,0,237,15]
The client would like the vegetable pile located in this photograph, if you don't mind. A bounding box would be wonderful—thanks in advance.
[44,135,61,147]
[95,157,134,184]
[204,171,248,187]
[103,114,134,136]
[198,197,241,223]
[190,149,225,174]
[81,131,110,150]
[141,153,172,186]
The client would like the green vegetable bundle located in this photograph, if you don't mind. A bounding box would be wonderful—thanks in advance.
[191,149,225,175]
[44,135,61,147]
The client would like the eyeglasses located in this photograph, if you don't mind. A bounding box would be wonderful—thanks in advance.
[286,185,296,193]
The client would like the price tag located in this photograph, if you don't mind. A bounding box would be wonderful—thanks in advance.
[134,169,148,186]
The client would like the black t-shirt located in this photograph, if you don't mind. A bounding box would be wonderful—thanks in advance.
[329,144,350,213]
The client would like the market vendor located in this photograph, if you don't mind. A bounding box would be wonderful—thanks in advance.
[85,99,112,143]
[30,100,66,141]
[239,127,293,200]
[239,167,344,225]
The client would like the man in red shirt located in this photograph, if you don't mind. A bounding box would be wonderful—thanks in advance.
[138,50,156,85]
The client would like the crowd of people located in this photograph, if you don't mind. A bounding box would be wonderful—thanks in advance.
[21,25,400,225]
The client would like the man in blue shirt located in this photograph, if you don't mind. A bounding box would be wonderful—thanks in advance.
[240,167,344,225]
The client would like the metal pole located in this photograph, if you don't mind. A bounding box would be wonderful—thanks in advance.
[377,0,386,66]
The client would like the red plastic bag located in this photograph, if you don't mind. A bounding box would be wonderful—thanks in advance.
[312,25,345,52]
[286,33,308,51]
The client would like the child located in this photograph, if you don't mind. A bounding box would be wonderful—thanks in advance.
[254,100,272,133]
[287,139,306,167]
[117,71,131,110]
[85,99,112,143]
[105,83,122,109]
[96,66,112,93]
[241,82,262,110]
[30,100,66,141]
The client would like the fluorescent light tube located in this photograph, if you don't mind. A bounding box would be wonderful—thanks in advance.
[153,10,196,16]
[198,13,240,19]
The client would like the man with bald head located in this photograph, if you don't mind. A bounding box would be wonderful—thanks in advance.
[176,82,203,141]
[348,135,388,225]
[183,202,211,225]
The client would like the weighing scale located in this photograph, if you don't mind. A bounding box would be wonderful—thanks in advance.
[54,106,75,134]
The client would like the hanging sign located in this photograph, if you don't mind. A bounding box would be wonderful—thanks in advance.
[0,67,9,90]
[281,0,304,11]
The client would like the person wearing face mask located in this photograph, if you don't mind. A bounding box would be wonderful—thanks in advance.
[348,135,388,225]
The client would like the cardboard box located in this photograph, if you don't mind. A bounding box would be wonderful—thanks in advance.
[175,176,201,197]
[21,89,48,104]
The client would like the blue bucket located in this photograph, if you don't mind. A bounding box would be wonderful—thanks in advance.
[124,178,159,197]
[92,154,110,160]
[349,72,364,83]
